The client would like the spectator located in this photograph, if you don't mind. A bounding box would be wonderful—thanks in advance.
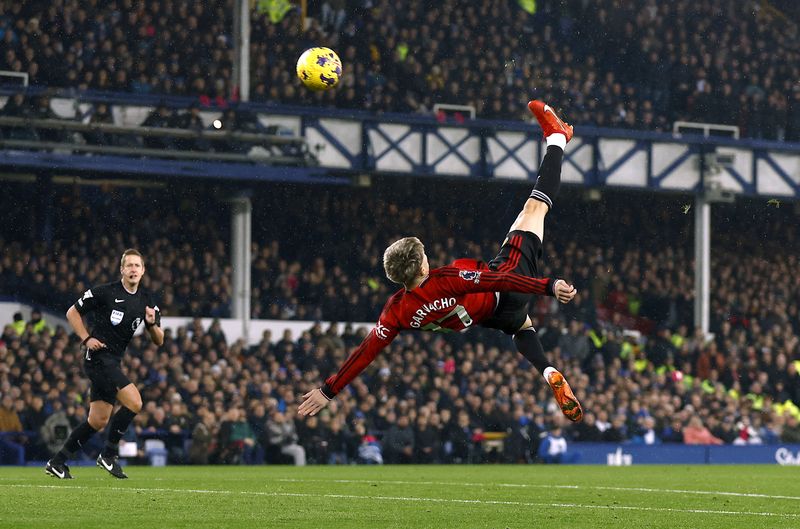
[265,410,306,466]
[188,410,215,465]
[383,414,415,464]
[141,103,175,149]
[780,416,800,444]
[414,414,440,463]
[632,416,660,445]
[538,423,578,464]
[558,321,591,365]
[683,416,723,445]
[442,410,473,463]
[325,418,351,465]
[354,423,383,465]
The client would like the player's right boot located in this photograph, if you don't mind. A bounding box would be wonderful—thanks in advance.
[45,459,74,479]
[97,453,128,479]
[528,100,574,143]
[546,369,583,422]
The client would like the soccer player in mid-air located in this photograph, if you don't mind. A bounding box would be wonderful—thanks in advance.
[299,100,583,422]
[45,249,163,479]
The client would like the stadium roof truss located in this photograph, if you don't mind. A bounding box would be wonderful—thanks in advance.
[0,89,798,198]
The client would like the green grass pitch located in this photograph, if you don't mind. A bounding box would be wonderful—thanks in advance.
[1,465,798,528]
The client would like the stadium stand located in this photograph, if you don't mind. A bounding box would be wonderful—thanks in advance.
[3,0,799,138]
[2,181,799,464]
[2,311,799,465]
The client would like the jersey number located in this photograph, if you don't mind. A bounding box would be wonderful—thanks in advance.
[421,305,473,333]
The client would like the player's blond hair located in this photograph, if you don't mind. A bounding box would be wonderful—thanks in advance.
[120,248,144,268]
[383,237,424,286]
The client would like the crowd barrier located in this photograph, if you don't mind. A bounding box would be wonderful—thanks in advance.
[572,443,800,465]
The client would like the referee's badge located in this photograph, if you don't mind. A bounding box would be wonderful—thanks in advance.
[110,310,124,326]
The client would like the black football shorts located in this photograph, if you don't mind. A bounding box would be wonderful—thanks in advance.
[481,229,544,335]
[84,351,131,404]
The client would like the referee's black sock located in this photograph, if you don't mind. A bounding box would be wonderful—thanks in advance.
[102,407,137,457]
[513,327,552,375]
[530,145,564,210]
[53,421,98,463]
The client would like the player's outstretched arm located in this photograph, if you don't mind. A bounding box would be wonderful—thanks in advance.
[440,267,577,302]
[298,322,397,417]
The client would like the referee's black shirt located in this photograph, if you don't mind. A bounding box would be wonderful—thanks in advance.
[74,281,161,358]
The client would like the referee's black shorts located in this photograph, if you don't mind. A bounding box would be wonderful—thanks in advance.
[83,352,131,404]
[480,229,543,335]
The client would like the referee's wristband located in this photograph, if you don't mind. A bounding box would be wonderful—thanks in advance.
[81,335,93,346]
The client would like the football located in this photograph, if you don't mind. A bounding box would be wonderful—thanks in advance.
[296,47,342,91]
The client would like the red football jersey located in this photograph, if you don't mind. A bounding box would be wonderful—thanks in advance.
[321,259,553,397]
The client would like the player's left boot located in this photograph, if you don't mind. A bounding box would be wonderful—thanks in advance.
[97,453,128,479]
[528,100,574,143]
[546,369,583,422]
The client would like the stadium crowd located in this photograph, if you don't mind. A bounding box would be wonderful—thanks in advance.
[1,182,799,464]
[1,1,799,139]
[1,312,799,466]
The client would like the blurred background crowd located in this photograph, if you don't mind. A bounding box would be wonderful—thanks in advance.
[2,180,799,464]
[1,0,799,139]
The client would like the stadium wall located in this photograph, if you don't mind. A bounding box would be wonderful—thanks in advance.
[158,317,373,346]
[0,301,370,346]
[571,444,800,466]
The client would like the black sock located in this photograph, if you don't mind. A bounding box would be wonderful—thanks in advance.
[530,145,564,209]
[513,327,551,375]
[102,407,137,457]
[53,421,97,463]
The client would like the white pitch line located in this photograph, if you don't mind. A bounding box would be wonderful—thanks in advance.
[1,483,798,519]
[276,477,800,502]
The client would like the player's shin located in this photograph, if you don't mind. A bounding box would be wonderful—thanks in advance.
[530,143,564,210]
[512,327,551,375]
[53,421,98,463]
[102,407,137,457]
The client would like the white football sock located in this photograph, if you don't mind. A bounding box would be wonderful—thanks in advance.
[545,133,567,150]
[543,366,558,381]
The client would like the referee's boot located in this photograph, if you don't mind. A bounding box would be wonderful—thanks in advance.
[45,459,74,479]
[528,100,574,143]
[97,453,128,479]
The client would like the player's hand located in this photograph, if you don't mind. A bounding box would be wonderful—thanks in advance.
[297,388,331,417]
[553,279,577,304]
[145,306,157,325]
[86,337,106,351]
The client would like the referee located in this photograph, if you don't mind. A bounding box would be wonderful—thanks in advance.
[45,249,164,479]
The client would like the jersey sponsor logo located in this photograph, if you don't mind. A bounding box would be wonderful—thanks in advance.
[458,270,481,283]
[110,309,124,326]
[409,297,457,328]
[373,321,390,340]
[131,317,142,331]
